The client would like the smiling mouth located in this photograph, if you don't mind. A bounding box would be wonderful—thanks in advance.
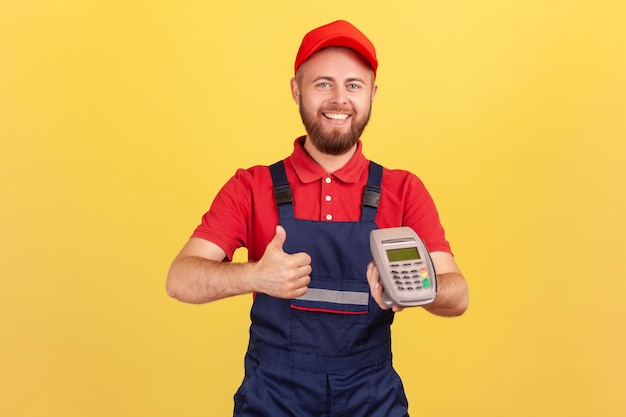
[323,112,350,120]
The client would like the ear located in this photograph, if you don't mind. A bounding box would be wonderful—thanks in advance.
[371,83,378,102]
[290,77,301,104]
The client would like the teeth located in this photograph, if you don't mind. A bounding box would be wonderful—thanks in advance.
[324,113,349,120]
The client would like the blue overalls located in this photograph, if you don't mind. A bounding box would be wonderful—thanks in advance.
[233,161,409,417]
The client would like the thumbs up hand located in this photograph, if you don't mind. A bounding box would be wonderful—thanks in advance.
[251,225,312,299]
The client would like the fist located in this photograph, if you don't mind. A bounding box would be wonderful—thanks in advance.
[253,225,312,299]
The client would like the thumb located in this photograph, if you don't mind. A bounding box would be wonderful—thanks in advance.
[268,225,287,252]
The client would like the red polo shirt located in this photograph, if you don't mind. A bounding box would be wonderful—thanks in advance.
[192,137,451,261]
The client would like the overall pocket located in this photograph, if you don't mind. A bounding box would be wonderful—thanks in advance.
[291,277,370,356]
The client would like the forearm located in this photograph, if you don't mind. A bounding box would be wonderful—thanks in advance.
[166,256,254,304]
[422,272,469,317]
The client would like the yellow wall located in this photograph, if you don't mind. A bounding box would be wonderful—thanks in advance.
[1,1,625,416]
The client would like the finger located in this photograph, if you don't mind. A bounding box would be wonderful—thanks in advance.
[284,273,310,299]
[366,263,381,294]
[291,284,309,298]
[297,273,311,287]
[291,251,312,268]
[267,225,287,252]
[367,263,391,311]
[366,263,383,298]
[294,262,312,279]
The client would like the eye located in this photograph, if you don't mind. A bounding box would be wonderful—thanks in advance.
[317,82,330,89]
[347,83,361,90]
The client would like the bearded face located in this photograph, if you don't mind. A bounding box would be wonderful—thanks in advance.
[292,47,376,156]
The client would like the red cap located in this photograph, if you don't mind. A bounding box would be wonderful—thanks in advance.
[294,20,378,78]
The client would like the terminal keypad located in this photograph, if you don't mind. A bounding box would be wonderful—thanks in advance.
[389,262,431,292]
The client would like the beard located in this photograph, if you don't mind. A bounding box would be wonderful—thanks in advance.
[299,98,372,156]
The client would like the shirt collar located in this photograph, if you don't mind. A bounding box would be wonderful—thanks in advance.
[288,136,368,184]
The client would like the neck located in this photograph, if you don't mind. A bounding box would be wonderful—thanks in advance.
[303,138,357,173]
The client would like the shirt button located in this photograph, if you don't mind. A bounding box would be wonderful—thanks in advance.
[325,195,332,202]
[325,177,332,184]
[326,214,333,221]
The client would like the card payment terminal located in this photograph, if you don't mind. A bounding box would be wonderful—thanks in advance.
[370,227,437,308]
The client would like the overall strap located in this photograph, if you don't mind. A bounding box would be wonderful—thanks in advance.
[269,161,294,220]
[361,161,383,222]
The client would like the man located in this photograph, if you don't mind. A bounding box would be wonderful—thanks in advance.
[167,20,469,417]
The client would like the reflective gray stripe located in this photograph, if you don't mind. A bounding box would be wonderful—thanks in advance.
[296,289,369,305]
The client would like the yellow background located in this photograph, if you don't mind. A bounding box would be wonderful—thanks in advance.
[1,1,625,416]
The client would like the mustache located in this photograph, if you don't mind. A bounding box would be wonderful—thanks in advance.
[321,106,353,113]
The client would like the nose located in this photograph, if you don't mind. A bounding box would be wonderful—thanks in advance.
[329,86,348,105]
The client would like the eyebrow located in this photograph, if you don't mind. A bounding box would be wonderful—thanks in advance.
[311,76,367,84]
